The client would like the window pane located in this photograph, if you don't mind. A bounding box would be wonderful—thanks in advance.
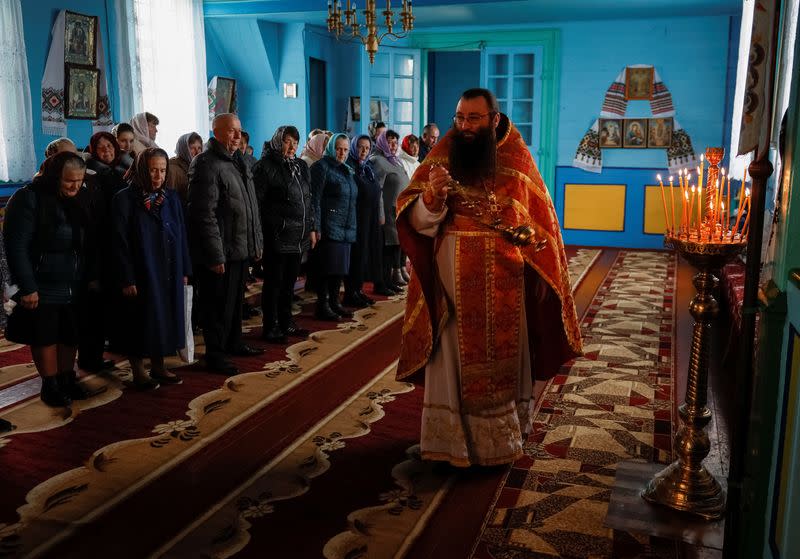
[371,77,390,98]
[394,100,413,122]
[512,100,533,123]
[513,53,534,75]
[372,53,390,75]
[498,99,507,114]
[488,54,508,75]
[394,54,414,76]
[394,77,413,99]
[489,77,507,99]
[395,124,413,138]
[513,77,534,100]
[516,124,532,145]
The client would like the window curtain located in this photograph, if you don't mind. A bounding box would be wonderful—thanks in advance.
[113,0,144,120]
[729,0,756,181]
[132,0,209,151]
[0,0,37,182]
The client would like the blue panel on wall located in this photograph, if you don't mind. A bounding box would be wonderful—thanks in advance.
[555,165,670,249]
[428,51,480,127]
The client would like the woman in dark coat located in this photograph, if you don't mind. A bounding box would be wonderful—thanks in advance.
[4,152,95,407]
[344,134,391,304]
[112,148,192,388]
[253,125,317,343]
[165,132,203,206]
[81,131,129,372]
[370,130,409,291]
[309,133,358,321]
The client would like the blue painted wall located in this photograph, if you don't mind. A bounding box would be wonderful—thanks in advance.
[20,0,118,163]
[428,51,480,127]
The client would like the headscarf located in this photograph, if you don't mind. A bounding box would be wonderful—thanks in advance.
[348,134,376,181]
[300,133,328,164]
[29,152,89,250]
[264,126,302,179]
[175,132,202,164]
[401,134,419,158]
[125,148,170,211]
[324,133,353,173]
[88,132,121,166]
[130,112,158,149]
[374,131,401,167]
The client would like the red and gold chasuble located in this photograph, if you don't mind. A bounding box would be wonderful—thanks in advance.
[396,118,582,414]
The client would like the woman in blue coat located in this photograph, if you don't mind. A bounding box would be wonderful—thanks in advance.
[112,148,192,389]
[309,133,358,321]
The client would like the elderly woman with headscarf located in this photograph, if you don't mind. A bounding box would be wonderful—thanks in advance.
[398,134,421,180]
[300,133,329,167]
[370,130,409,290]
[166,132,203,205]
[4,152,97,407]
[111,148,192,389]
[309,133,358,321]
[252,126,317,342]
[129,112,161,156]
[343,134,392,305]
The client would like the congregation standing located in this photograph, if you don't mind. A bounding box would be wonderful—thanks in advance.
[0,108,441,409]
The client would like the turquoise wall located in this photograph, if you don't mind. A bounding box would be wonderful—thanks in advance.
[205,21,361,153]
[427,51,481,128]
[20,0,118,164]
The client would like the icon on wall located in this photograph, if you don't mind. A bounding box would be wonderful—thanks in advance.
[647,117,673,148]
[64,11,98,67]
[598,118,623,148]
[625,67,654,100]
[65,64,99,119]
[622,118,648,148]
[212,77,236,114]
[350,96,361,121]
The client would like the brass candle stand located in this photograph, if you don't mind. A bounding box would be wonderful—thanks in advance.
[641,234,745,520]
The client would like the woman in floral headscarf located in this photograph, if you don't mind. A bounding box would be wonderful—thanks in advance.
[299,133,329,167]
[111,148,191,389]
[309,133,358,321]
[253,126,317,343]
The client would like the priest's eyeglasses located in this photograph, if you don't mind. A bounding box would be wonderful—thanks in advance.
[452,112,494,125]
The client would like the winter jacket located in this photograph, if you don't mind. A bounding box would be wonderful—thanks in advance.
[369,153,409,246]
[309,156,357,243]
[187,138,263,266]
[253,151,315,254]
[165,156,190,206]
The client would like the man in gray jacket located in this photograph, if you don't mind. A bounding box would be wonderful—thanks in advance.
[188,113,264,375]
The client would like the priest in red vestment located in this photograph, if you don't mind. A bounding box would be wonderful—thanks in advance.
[396,88,582,466]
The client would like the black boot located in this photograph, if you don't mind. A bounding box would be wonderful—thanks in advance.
[59,370,106,401]
[328,278,353,318]
[342,290,370,308]
[262,321,288,343]
[356,290,375,305]
[315,287,340,321]
[40,375,71,407]
[0,418,14,433]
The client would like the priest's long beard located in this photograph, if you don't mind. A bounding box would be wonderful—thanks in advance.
[448,125,497,185]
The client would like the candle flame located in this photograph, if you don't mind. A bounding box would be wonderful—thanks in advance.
[657,174,662,180]
[746,188,751,196]
[700,154,705,162]
[669,175,673,182]
[691,186,696,193]
[686,173,692,182]
[684,191,689,200]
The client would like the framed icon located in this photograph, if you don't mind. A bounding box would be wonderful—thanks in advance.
[212,76,236,114]
[350,96,361,121]
[625,66,654,100]
[64,11,98,67]
[623,118,648,148]
[647,117,673,148]
[65,64,99,119]
[598,118,623,148]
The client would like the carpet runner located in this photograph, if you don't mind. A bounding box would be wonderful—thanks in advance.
[153,249,603,558]
[0,289,405,558]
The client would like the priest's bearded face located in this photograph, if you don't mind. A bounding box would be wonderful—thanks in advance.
[449,96,500,184]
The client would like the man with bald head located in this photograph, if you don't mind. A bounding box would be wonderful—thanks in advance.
[188,113,264,375]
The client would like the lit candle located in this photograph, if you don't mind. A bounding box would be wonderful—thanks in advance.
[733,188,750,237]
[657,174,670,233]
[689,185,696,234]
[726,172,731,235]
[719,201,725,239]
[741,197,752,238]
[669,175,676,235]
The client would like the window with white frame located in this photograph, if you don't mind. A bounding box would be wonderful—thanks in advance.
[369,49,419,138]
[0,0,36,181]
[132,0,209,150]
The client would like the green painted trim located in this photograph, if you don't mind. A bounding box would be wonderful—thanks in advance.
[409,29,561,196]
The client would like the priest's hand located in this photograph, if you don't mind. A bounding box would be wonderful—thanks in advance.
[423,165,450,213]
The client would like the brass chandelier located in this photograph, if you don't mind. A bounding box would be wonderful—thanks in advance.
[326,0,415,63]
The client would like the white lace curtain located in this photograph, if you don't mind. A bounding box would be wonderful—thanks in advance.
[115,0,209,152]
[0,0,37,182]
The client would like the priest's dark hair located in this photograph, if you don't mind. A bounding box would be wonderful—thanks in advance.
[460,87,500,113]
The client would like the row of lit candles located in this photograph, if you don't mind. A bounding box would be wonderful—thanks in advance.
[657,155,751,242]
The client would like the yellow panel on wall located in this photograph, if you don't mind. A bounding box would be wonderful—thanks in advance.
[644,185,670,234]
[564,184,626,231]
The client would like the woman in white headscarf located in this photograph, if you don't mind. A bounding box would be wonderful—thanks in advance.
[165,132,203,206]
[129,112,161,155]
